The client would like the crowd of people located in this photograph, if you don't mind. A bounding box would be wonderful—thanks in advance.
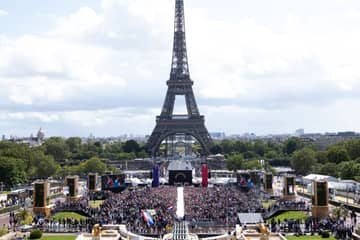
[97,186,177,235]
[184,186,263,226]
[0,199,18,209]
[50,185,266,234]
[38,184,359,238]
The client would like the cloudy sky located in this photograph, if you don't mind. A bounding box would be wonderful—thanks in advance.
[0,0,360,137]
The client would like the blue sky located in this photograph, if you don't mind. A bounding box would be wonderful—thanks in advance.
[1,0,360,137]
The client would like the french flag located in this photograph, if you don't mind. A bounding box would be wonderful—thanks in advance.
[167,205,174,210]
[141,210,154,226]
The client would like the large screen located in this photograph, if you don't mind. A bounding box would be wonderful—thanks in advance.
[265,174,273,189]
[101,174,125,190]
[34,183,45,207]
[286,177,295,195]
[88,175,96,190]
[67,178,76,197]
[316,182,328,206]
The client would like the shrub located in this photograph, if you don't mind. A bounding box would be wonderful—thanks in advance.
[21,215,33,225]
[321,230,330,238]
[29,229,42,239]
[0,226,8,237]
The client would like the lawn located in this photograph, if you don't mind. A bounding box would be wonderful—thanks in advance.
[89,200,103,208]
[286,235,335,240]
[262,200,276,209]
[51,212,87,221]
[270,211,309,222]
[39,235,77,240]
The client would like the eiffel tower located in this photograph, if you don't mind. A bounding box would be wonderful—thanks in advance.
[147,0,213,157]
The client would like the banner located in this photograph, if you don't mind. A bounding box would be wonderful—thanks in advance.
[152,164,160,188]
[201,163,208,187]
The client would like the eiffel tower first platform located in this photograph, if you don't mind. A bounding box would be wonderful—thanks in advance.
[146,0,213,157]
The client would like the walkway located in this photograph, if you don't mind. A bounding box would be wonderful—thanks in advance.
[176,187,185,219]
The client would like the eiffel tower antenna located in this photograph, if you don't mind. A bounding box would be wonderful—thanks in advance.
[147,0,213,157]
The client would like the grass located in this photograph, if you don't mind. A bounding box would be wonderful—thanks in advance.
[262,200,276,209]
[51,212,87,221]
[270,211,309,222]
[286,235,336,240]
[38,236,77,240]
[0,191,11,194]
[89,200,103,208]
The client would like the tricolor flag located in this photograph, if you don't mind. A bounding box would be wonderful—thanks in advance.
[141,210,154,226]
[167,205,174,210]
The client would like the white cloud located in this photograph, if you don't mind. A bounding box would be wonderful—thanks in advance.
[0,9,8,16]
[1,0,360,135]
[50,7,104,39]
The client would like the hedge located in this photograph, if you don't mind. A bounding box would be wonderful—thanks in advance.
[0,205,20,215]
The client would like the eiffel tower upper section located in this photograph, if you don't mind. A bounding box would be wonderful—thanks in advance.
[169,0,191,82]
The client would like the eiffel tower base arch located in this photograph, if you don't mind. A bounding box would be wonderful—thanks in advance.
[147,117,212,157]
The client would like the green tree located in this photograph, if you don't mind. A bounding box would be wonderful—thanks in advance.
[78,157,107,175]
[226,154,244,171]
[136,149,148,159]
[243,159,262,170]
[319,162,338,177]
[0,157,27,186]
[291,147,316,175]
[253,140,266,156]
[344,139,360,160]
[44,137,70,162]
[117,152,136,160]
[327,146,350,164]
[123,140,140,153]
[210,144,222,154]
[338,161,360,180]
[220,139,234,154]
[65,137,82,153]
[283,137,303,155]
[34,154,59,179]
[316,151,328,164]
[264,150,278,160]
[243,151,258,159]
[233,141,250,153]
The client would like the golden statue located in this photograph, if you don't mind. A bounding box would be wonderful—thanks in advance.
[92,224,101,239]
[259,223,269,240]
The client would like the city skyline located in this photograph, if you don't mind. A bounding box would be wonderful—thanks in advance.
[1,0,360,137]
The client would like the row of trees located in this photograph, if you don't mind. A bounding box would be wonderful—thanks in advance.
[0,136,148,187]
[214,138,360,181]
[1,135,360,186]
[211,137,305,160]
[0,136,145,187]
[291,140,360,181]
[44,137,146,162]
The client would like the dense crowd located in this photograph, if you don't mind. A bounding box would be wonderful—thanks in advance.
[98,186,177,235]
[184,186,263,226]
